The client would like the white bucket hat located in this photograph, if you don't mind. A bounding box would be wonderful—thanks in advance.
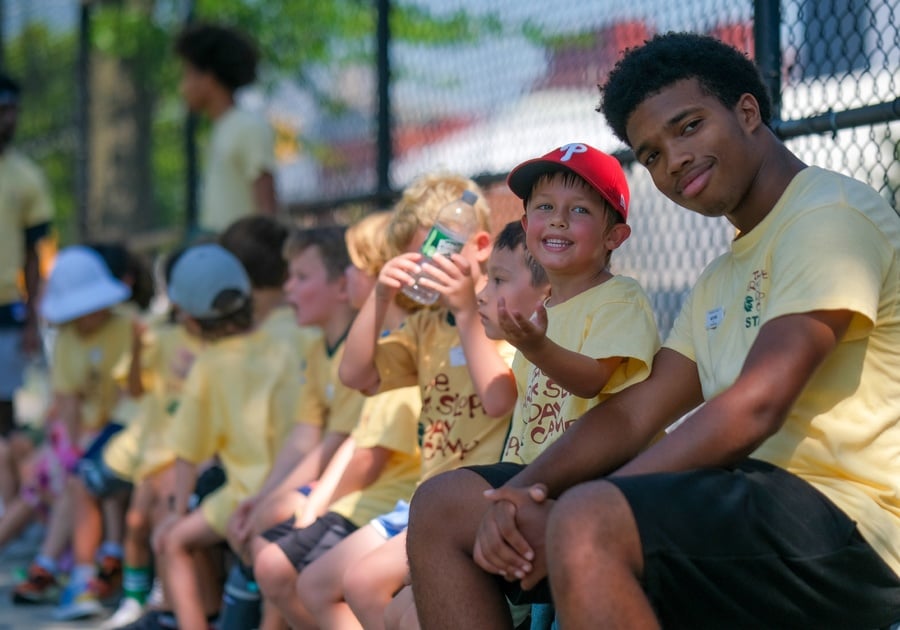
[40,245,132,325]
[168,244,251,320]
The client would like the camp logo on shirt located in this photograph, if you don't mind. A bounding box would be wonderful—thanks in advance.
[744,269,768,329]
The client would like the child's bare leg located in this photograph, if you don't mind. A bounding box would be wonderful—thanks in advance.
[148,465,176,607]
[195,543,225,616]
[72,477,102,567]
[255,537,316,629]
[384,585,419,630]
[163,510,222,629]
[297,524,388,628]
[344,531,410,630]
[0,436,18,506]
[39,482,73,561]
[0,497,34,547]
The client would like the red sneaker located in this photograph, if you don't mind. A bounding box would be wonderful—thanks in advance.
[12,564,60,604]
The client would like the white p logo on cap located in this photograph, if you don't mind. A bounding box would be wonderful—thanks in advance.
[559,143,588,162]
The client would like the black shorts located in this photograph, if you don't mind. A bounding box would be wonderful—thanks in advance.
[465,462,552,605]
[262,512,357,571]
[607,459,900,629]
[468,459,900,628]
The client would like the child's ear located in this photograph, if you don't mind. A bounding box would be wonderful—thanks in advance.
[472,230,493,263]
[521,213,528,232]
[605,223,632,251]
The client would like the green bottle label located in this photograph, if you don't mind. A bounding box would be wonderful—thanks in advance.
[420,225,464,259]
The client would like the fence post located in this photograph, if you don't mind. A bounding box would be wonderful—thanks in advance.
[183,0,198,236]
[76,2,91,242]
[753,0,783,124]
[375,0,392,205]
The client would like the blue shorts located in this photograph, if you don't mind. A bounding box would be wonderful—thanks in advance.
[369,500,409,539]
[78,423,131,498]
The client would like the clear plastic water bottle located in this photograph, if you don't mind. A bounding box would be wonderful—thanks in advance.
[402,190,480,305]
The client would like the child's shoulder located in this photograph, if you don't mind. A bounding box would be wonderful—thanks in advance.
[566,275,651,310]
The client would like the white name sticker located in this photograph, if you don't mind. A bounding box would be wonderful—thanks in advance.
[705,307,725,330]
[449,345,467,366]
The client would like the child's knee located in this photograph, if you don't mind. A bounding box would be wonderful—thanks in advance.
[254,543,297,599]
[125,507,150,540]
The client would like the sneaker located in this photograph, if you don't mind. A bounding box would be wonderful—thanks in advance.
[101,597,145,629]
[53,579,104,620]
[93,554,124,602]
[146,577,165,608]
[11,564,60,604]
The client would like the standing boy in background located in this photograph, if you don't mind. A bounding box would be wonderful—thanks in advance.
[175,23,277,234]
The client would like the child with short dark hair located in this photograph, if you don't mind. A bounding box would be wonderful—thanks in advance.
[151,244,303,630]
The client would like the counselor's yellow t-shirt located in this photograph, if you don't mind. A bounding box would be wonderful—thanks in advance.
[374,308,515,481]
[51,309,132,434]
[664,166,900,577]
[0,149,53,305]
[502,276,658,464]
[328,385,422,526]
[171,328,301,535]
[199,107,276,233]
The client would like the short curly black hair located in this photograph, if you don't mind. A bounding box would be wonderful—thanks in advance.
[174,23,258,91]
[220,216,288,289]
[600,32,773,146]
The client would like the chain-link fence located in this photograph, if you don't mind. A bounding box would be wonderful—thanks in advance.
[1,0,897,335]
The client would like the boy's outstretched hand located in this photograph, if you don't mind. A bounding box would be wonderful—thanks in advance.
[497,297,548,354]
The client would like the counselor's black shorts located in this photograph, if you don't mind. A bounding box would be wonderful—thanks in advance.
[468,459,900,628]
[262,511,357,571]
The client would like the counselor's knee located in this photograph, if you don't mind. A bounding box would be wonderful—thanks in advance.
[254,541,297,600]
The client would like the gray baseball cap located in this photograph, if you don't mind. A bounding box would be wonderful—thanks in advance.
[168,244,251,319]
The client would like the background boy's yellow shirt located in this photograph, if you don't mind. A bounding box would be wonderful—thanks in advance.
[502,277,659,464]
[51,309,132,432]
[0,149,53,305]
[103,322,203,481]
[328,385,422,526]
[199,107,276,233]
[170,328,301,535]
[664,166,900,577]
[374,308,515,481]
[258,305,322,362]
[295,339,366,436]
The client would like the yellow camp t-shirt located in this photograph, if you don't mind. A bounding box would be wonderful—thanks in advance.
[295,338,366,436]
[374,308,515,481]
[502,277,658,464]
[328,385,422,526]
[0,149,53,305]
[51,310,132,434]
[664,166,900,577]
[258,305,322,363]
[171,328,301,535]
[103,322,203,481]
[199,107,276,233]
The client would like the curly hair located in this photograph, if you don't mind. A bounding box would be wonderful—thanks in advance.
[600,32,773,146]
[174,23,258,91]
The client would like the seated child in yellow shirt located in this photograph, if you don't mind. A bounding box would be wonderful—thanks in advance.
[8,246,132,605]
[151,244,303,630]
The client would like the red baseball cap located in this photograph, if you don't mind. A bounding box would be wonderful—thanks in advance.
[507,143,630,221]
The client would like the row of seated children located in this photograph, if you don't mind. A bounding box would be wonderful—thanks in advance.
[1,139,652,630]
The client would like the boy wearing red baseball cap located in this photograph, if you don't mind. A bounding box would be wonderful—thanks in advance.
[404,142,660,616]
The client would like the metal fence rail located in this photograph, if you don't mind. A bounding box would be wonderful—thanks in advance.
[1,0,897,334]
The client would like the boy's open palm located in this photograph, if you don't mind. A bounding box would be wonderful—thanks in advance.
[497,297,548,353]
